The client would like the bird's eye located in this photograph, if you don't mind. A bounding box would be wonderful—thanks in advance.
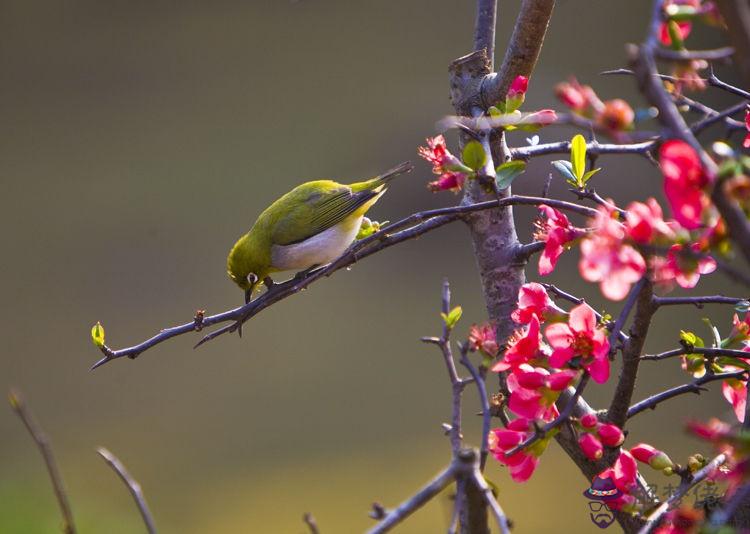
[247,273,259,285]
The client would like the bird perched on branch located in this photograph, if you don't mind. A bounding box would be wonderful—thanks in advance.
[227,161,413,303]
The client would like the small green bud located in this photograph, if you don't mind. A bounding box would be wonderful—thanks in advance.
[91,321,106,348]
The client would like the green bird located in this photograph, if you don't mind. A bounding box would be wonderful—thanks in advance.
[227,161,413,303]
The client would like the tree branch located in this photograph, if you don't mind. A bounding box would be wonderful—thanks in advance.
[9,389,76,534]
[652,295,749,308]
[640,346,750,361]
[626,370,747,419]
[97,447,157,534]
[607,279,656,428]
[91,195,598,369]
[481,0,556,108]
[638,453,727,534]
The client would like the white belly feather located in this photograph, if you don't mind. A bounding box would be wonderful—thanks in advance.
[270,216,362,271]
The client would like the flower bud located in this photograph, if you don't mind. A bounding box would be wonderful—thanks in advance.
[630,443,674,470]
[597,99,634,131]
[579,433,603,460]
[597,424,625,447]
[580,413,598,429]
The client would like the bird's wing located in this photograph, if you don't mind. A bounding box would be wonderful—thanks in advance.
[271,183,379,246]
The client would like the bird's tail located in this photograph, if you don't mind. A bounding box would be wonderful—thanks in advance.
[372,161,413,186]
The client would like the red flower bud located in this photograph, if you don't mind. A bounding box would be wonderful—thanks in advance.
[580,413,598,429]
[630,443,674,470]
[579,433,603,460]
[597,424,625,447]
[508,75,529,98]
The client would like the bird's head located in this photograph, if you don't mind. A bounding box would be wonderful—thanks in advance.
[227,234,268,303]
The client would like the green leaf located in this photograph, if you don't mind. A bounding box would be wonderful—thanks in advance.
[495,160,526,190]
[441,306,463,329]
[571,134,587,183]
[702,318,722,348]
[91,321,106,348]
[680,330,704,349]
[581,168,601,186]
[488,105,503,117]
[504,94,525,114]
[462,141,486,172]
[551,160,577,183]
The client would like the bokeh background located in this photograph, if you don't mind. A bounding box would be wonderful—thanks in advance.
[1,1,746,532]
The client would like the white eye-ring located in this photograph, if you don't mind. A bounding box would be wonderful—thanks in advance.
[247,273,259,285]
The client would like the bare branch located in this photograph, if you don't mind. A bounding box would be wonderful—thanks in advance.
[303,512,320,534]
[641,346,750,361]
[627,370,747,419]
[92,195,595,369]
[608,279,656,428]
[365,463,457,534]
[470,466,510,534]
[482,0,556,107]
[653,295,749,308]
[97,447,157,534]
[9,389,76,534]
[510,139,655,159]
[654,46,735,62]
[458,342,492,471]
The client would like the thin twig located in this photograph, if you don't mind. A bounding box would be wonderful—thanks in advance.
[470,467,510,534]
[458,342,491,471]
[8,389,76,534]
[640,346,750,361]
[626,370,747,419]
[654,46,735,62]
[303,512,320,534]
[97,447,157,534]
[92,195,598,369]
[609,277,647,355]
[365,464,457,534]
[638,453,727,534]
[653,295,749,308]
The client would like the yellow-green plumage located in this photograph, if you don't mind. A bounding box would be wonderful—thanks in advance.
[227,162,412,299]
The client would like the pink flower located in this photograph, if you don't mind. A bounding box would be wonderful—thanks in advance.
[507,75,528,98]
[579,205,647,300]
[630,443,675,470]
[657,243,717,289]
[492,315,543,372]
[727,313,750,346]
[506,365,576,420]
[511,282,554,324]
[545,303,611,383]
[418,136,470,193]
[507,369,558,421]
[489,418,541,482]
[427,172,466,193]
[534,206,584,276]
[418,135,463,174]
[687,418,732,442]
[612,450,639,492]
[722,377,748,423]
[554,78,602,113]
[579,433,604,460]
[625,198,675,244]
[658,20,692,46]
[468,322,499,358]
[660,140,711,230]
[597,99,634,132]
[744,107,750,149]
[598,424,625,447]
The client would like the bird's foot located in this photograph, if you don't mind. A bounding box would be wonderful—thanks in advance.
[293,264,320,281]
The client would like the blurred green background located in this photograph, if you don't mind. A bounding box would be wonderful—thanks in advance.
[1,1,746,532]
